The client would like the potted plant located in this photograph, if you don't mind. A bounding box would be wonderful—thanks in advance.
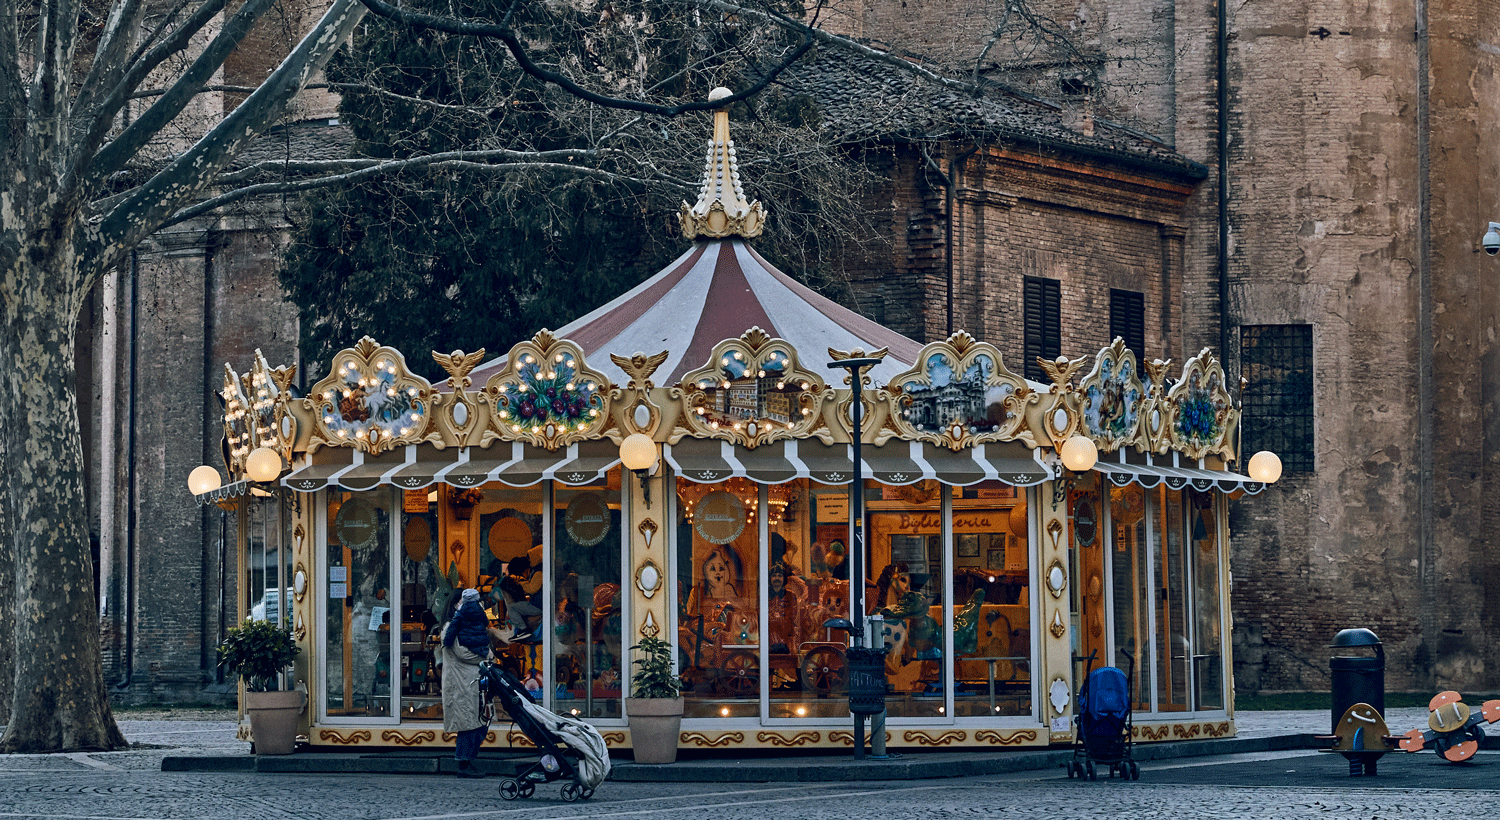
[625,636,685,764]
[218,618,303,755]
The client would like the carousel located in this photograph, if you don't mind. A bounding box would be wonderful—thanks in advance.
[192,90,1282,755]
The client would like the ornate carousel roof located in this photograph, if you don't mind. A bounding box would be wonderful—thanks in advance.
[197,90,1272,504]
[472,87,921,388]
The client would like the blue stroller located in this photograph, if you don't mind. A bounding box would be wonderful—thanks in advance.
[1067,653,1140,780]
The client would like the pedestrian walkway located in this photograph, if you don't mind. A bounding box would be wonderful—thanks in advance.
[118,706,1460,781]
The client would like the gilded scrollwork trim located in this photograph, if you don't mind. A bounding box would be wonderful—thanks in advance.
[307,338,437,455]
[902,730,967,746]
[318,729,372,745]
[680,731,742,747]
[1134,725,1171,741]
[884,332,1033,450]
[600,731,626,746]
[974,729,1038,745]
[479,331,612,450]
[505,730,538,747]
[381,730,436,746]
[755,731,821,747]
[1077,338,1145,454]
[1164,348,1236,461]
[675,329,829,449]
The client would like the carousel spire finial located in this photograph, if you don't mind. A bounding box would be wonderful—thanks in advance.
[680,87,767,239]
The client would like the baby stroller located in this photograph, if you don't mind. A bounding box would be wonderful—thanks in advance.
[478,661,611,801]
[1066,652,1140,781]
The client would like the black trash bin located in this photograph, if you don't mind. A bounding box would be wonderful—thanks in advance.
[1329,628,1384,733]
[845,646,889,715]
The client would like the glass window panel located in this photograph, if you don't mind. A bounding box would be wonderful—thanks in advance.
[552,472,624,719]
[398,491,442,720]
[868,479,945,719]
[323,490,395,718]
[949,481,1032,718]
[767,479,851,720]
[1070,476,1108,680]
[479,489,545,702]
[1189,490,1224,710]
[1155,487,1189,712]
[677,477,761,719]
[1109,484,1152,710]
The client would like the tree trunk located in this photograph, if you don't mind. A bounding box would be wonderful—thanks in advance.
[0,442,12,728]
[0,250,127,752]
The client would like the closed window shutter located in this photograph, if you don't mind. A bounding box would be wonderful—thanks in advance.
[1024,277,1061,382]
[1110,289,1145,356]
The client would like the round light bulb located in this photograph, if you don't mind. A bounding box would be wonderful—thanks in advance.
[619,432,659,472]
[245,446,283,483]
[188,465,222,495]
[1248,450,1282,484]
[1059,434,1098,472]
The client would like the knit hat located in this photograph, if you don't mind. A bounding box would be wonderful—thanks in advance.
[461,588,479,603]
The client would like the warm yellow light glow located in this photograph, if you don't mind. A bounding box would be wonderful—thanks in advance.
[1060,435,1099,472]
[1248,450,1283,484]
[620,432,659,473]
[188,465,221,495]
[245,447,283,483]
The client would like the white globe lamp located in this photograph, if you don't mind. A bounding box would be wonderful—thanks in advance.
[245,446,283,483]
[1247,450,1282,484]
[188,465,222,496]
[1060,435,1099,472]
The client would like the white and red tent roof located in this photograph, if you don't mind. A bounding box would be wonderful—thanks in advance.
[520,239,923,387]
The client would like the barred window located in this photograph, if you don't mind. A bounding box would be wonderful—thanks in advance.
[1110,289,1145,356]
[1024,277,1061,382]
[1240,325,1314,473]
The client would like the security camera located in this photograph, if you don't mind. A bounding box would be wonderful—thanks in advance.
[1484,222,1500,256]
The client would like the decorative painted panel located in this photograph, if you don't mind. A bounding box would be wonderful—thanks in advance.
[307,338,437,455]
[672,328,829,449]
[886,332,1033,449]
[480,331,611,450]
[1165,349,1236,460]
[1078,339,1145,453]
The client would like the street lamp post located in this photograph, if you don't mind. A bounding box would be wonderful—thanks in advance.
[828,352,883,759]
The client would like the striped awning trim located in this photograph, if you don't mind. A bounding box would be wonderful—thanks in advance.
[665,438,1056,487]
[1092,457,1265,495]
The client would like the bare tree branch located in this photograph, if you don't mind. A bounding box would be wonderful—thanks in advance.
[80,0,267,193]
[85,0,368,283]
[355,0,814,115]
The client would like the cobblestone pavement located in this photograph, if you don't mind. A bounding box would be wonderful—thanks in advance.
[0,710,1496,819]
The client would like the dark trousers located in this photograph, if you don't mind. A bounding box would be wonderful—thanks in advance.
[454,726,486,761]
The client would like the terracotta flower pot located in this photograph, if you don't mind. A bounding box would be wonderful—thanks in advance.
[625,697,684,764]
[245,689,305,755]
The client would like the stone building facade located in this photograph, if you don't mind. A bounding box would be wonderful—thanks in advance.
[825,0,1500,693]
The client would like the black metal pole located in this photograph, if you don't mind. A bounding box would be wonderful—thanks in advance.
[829,355,881,760]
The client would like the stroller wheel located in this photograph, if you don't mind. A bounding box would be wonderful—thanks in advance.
[1129,761,1141,780]
[1065,759,1076,779]
[498,779,520,800]
[561,783,582,802]
[518,781,536,799]
[1086,761,1097,781]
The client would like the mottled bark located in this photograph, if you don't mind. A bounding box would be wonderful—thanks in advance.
[0,241,126,751]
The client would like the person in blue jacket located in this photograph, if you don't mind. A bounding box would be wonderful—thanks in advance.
[442,588,491,777]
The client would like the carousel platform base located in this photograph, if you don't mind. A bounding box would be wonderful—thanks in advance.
[162,731,1315,780]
